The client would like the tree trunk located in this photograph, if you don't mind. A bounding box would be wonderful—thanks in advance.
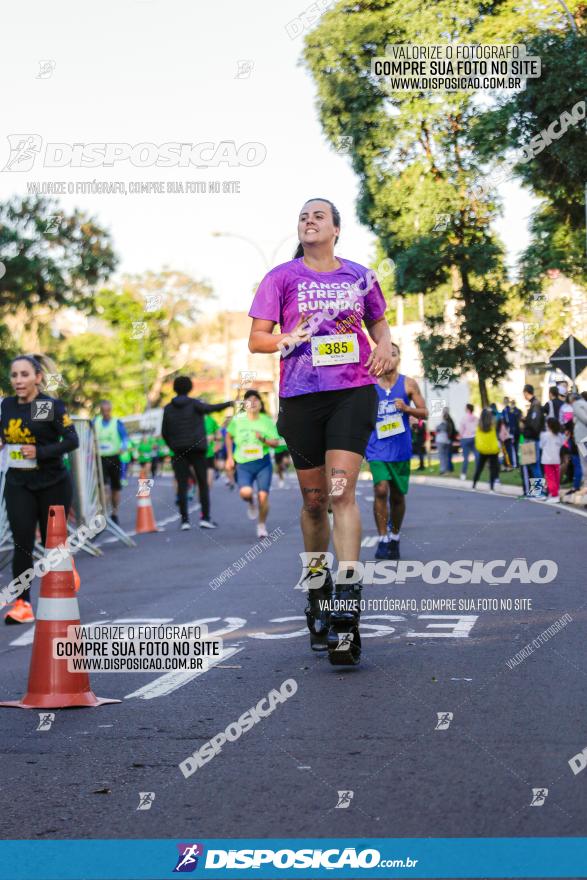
[478,375,489,409]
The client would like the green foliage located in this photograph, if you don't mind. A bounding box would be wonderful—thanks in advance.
[468,21,587,286]
[303,0,518,403]
[0,196,117,314]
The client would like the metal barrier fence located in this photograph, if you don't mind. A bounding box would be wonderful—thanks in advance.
[69,418,134,549]
[0,417,134,567]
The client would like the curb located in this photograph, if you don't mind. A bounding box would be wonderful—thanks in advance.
[409,474,587,520]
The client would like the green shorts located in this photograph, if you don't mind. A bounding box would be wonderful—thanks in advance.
[369,460,411,495]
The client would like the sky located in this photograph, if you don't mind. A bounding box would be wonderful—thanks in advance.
[0,0,536,315]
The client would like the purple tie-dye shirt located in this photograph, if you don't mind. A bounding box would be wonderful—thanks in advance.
[248,257,388,398]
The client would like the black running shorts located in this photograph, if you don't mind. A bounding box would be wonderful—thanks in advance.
[100,454,122,491]
[277,384,378,470]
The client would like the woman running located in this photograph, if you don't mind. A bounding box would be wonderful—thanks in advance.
[247,198,393,665]
[225,390,281,539]
[0,355,79,624]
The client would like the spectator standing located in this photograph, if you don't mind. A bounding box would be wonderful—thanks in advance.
[520,384,545,495]
[572,391,587,495]
[497,416,514,471]
[543,386,563,422]
[502,397,522,466]
[559,394,574,425]
[445,409,457,472]
[540,417,564,503]
[459,404,478,481]
[435,408,452,475]
[411,418,426,471]
[472,408,500,491]
[562,422,583,494]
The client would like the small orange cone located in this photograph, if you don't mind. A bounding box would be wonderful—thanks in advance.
[0,506,120,710]
[72,557,81,593]
[135,467,158,534]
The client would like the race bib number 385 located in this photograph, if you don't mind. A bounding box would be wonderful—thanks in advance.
[311,333,359,367]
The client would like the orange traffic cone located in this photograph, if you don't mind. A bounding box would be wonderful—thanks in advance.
[0,506,120,710]
[72,557,81,593]
[135,467,158,534]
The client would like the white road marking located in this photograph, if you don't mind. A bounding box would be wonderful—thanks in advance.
[406,614,478,638]
[361,536,380,547]
[124,646,243,700]
[8,618,109,648]
[96,503,201,544]
[248,615,478,639]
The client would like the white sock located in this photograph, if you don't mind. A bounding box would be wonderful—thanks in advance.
[379,534,391,543]
[388,532,400,541]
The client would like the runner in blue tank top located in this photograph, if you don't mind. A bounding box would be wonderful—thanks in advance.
[365,343,428,560]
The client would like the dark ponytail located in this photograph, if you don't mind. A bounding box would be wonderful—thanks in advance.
[293,198,341,259]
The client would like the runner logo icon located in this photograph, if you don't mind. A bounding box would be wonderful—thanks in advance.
[530,788,548,806]
[2,134,42,171]
[335,790,354,808]
[336,632,354,651]
[435,712,453,731]
[36,712,55,731]
[173,843,204,872]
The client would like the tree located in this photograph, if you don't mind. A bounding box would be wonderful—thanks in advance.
[0,196,117,376]
[54,272,215,413]
[120,270,214,407]
[468,14,587,289]
[0,196,117,313]
[303,0,518,405]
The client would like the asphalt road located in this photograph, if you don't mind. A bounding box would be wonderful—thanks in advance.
[0,470,586,842]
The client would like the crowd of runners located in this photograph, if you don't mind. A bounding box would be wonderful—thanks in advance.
[1,198,586,667]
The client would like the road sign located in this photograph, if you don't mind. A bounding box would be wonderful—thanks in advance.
[549,336,587,386]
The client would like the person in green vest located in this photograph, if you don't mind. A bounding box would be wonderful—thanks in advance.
[150,435,169,479]
[225,390,281,539]
[137,430,155,476]
[94,400,129,525]
[204,414,219,490]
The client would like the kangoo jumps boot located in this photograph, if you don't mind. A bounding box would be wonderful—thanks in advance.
[327,568,362,667]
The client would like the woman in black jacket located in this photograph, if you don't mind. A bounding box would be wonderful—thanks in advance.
[0,355,79,624]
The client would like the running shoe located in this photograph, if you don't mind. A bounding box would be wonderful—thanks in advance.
[4,599,35,625]
[181,521,191,530]
[386,539,400,560]
[199,519,218,529]
[375,539,390,560]
[278,477,285,489]
[257,523,268,539]
[246,498,258,520]
[546,496,560,504]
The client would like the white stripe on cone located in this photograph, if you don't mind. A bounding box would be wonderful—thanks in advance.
[36,597,80,621]
[49,557,74,572]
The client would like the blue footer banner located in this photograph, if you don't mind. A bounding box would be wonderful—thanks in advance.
[1,838,587,879]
